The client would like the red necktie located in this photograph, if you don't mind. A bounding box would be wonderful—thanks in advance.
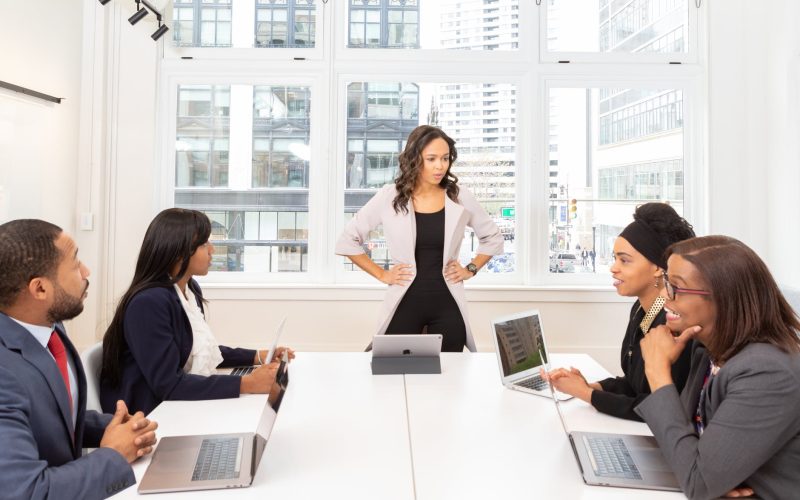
[47,331,73,413]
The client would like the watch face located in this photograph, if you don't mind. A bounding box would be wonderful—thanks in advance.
[466,263,477,274]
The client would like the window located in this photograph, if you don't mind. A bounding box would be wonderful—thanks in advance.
[174,84,312,273]
[256,0,317,48]
[343,81,517,274]
[173,0,233,48]
[547,86,685,275]
[546,0,689,55]
[160,0,703,286]
[172,0,319,49]
[346,0,519,50]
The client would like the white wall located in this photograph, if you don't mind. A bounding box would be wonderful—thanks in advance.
[706,0,800,284]
[3,1,798,378]
[0,0,84,227]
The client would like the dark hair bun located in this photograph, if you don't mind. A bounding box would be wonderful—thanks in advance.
[633,202,695,245]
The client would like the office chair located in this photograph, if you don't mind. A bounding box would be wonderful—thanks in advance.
[80,342,103,413]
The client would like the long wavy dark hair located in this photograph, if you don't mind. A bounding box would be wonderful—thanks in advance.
[392,125,460,214]
[101,208,212,387]
[666,235,800,364]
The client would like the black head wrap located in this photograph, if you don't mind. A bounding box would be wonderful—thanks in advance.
[618,220,670,269]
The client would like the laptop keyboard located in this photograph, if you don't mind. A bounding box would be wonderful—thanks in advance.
[586,436,642,480]
[229,366,255,376]
[514,374,548,391]
[191,437,241,481]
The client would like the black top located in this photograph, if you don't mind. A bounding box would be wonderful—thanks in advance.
[411,208,448,292]
[590,300,693,421]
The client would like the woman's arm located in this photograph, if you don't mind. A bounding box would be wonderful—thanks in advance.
[123,290,241,402]
[347,253,414,285]
[459,188,505,257]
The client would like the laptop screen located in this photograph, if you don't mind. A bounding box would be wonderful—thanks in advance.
[492,311,549,378]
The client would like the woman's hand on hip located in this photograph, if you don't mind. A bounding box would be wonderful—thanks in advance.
[444,260,472,284]
[379,264,414,286]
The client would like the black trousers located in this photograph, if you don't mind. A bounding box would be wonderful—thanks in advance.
[384,284,467,352]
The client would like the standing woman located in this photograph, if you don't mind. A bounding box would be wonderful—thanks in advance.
[336,125,504,352]
[544,203,695,421]
[638,236,800,500]
[100,208,291,415]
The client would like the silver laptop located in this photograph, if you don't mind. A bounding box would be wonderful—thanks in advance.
[218,316,287,376]
[489,309,572,401]
[138,398,279,494]
[547,374,680,491]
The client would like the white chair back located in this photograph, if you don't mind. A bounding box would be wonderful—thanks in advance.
[80,342,103,413]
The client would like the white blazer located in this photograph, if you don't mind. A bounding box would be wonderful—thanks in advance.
[335,184,505,351]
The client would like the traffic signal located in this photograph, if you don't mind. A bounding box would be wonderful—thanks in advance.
[568,198,578,219]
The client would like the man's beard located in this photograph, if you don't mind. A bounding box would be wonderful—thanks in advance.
[46,280,89,323]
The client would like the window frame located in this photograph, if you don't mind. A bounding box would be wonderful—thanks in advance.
[154,0,707,289]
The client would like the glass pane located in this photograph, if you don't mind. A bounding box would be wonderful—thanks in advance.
[253,3,317,49]
[174,84,311,273]
[344,81,517,274]
[346,0,519,51]
[176,85,230,188]
[547,0,689,54]
[547,87,685,276]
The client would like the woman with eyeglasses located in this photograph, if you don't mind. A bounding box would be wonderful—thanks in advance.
[543,203,695,421]
[100,208,294,415]
[637,236,800,500]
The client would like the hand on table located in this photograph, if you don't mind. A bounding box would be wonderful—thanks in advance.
[100,400,159,463]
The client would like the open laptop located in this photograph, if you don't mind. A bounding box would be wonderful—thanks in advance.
[489,309,572,401]
[547,373,680,491]
[138,394,280,494]
[218,316,287,376]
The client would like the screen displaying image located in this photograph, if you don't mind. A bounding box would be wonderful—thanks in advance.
[494,315,547,377]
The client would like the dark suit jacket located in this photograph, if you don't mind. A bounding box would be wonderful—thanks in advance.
[0,313,134,500]
[99,281,256,415]
[591,301,693,421]
[636,342,800,500]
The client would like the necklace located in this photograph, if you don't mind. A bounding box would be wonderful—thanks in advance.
[626,296,666,361]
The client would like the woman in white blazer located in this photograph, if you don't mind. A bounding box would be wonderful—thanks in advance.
[336,125,504,352]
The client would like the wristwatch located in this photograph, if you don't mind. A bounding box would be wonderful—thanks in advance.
[465,263,478,275]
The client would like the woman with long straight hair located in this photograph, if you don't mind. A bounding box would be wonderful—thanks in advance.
[543,203,695,421]
[637,236,800,499]
[336,125,505,352]
[100,208,291,415]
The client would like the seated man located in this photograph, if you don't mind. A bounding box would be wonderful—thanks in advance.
[0,219,158,500]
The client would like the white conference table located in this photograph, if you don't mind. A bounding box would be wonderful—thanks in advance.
[116,352,684,499]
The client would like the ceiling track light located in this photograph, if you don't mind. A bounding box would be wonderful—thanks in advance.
[99,0,169,42]
[151,22,169,41]
[128,1,148,25]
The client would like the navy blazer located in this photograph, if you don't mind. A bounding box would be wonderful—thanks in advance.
[0,313,134,500]
[99,281,256,415]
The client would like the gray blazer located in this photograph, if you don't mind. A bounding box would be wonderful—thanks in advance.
[0,313,135,500]
[336,184,504,351]
[636,342,800,500]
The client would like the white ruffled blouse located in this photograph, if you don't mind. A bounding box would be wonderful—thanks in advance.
[174,284,224,376]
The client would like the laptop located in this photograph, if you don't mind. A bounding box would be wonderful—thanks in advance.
[218,316,287,376]
[547,370,680,491]
[489,309,572,401]
[138,395,280,494]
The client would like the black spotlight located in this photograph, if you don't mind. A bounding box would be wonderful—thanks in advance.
[99,0,112,5]
[151,23,169,41]
[129,5,148,25]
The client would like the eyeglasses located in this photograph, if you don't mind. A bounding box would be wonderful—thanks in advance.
[663,273,711,300]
